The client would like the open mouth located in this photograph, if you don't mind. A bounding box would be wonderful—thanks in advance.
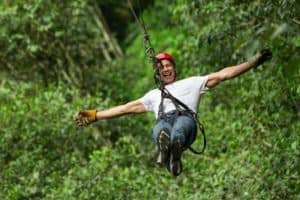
[162,71,173,79]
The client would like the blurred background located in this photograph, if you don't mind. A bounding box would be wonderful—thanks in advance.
[0,0,299,199]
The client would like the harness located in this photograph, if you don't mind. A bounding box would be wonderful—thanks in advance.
[158,87,206,154]
[128,0,206,154]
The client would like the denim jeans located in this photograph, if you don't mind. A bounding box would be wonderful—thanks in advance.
[153,110,197,149]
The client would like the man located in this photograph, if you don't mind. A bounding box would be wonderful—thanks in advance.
[74,49,272,176]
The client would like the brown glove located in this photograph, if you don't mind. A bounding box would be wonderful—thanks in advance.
[74,109,97,127]
[248,49,272,67]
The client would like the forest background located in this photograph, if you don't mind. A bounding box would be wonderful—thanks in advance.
[0,0,299,199]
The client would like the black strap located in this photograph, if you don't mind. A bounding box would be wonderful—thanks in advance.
[158,88,206,154]
[189,117,206,154]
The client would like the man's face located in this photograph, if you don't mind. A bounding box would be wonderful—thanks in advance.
[159,59,176,84]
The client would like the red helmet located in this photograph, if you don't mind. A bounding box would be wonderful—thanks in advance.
[155,52,175,64]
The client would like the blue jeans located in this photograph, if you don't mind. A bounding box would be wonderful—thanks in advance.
[153,111,197,149]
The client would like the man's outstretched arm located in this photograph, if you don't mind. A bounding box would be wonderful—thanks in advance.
[206,49,272,88]
[95,100,146,120]
[74,100,146,126]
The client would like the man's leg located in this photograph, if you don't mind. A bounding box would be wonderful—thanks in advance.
[171,115,197,146]
[169,114,197,176]
[153,119,172,166]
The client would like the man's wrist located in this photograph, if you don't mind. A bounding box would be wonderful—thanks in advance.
[248,52,261,67]
[94,111,99,121]
[89,109,97,122]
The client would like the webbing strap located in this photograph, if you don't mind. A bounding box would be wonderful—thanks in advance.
[189,116,206,154]
[158,88,206,154]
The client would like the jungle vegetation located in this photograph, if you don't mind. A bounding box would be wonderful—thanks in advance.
[0,0,299,199]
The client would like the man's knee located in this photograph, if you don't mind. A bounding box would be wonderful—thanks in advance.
[171,127,186,145]
[171,116,197,146]
[153,120,171,142]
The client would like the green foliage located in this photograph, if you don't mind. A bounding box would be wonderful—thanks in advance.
[0,0,121,92]
[0,0,299,199]
[0,81,108,199]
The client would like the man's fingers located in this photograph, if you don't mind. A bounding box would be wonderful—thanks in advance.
[84,118,89,125]
[76,117,90,127]
[74,110,96,127]
[73,112,82,121]
[76,119,82,126]
[76,118,82,126]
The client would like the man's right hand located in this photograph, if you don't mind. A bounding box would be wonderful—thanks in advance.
[74,109,97,127]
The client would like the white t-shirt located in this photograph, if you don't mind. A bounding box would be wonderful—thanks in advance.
[139,76,209,119]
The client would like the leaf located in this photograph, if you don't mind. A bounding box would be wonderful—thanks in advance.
[292,36,300,47]
[28,44,39,52]
[291,141,297,151]
[271,23,289,39]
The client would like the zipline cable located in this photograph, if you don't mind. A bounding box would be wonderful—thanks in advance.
[127,0,156,63]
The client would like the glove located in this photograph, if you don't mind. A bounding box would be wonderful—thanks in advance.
[74,109,97,127]
[249,49,272,67]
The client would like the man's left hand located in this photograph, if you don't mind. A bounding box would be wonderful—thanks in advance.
[257,49,272,66]
[249,48,272,67]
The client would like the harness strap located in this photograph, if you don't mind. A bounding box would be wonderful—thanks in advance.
[189,116,206,154]
[158,88,206,154]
